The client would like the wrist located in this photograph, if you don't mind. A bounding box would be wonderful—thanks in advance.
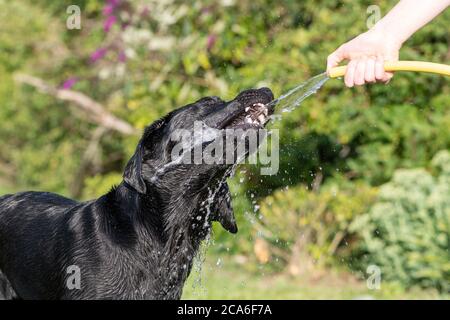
[370,21,404,50]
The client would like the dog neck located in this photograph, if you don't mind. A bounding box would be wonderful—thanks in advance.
[98,180,214,298]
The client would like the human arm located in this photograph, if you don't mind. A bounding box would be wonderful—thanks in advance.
[327,0,450,87]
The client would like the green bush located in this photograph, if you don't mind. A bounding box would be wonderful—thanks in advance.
[256,179,377,272]
[350,150,450,292]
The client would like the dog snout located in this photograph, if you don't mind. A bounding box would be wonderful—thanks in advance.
[259,87,274,101]
[234,87,274,105]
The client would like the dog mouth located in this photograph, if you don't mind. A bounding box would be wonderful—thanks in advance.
[219,88,274,130]
[226,102,272,128]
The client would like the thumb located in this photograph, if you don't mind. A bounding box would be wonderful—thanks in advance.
[327,47,345,75]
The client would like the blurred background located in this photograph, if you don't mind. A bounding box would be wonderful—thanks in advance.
[0,0,449,299]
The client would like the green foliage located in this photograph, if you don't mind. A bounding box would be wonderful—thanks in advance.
[83,172,122,199]
[0,0,449,291]
[257,179,377,268]
[1,0,449,197]
[350,150,450,292]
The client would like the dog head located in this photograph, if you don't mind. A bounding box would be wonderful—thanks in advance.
[123,87,274,233]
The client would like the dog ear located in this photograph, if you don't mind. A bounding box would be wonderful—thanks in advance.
[212,182,237,233]
[123,118,167,194]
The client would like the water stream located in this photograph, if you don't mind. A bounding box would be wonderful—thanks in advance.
[267,72,329,115]
[189,73,330,296]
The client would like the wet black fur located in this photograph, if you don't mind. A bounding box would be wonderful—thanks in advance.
[0,88,273,300]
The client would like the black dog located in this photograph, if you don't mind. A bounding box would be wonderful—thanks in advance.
[0,87,274,299]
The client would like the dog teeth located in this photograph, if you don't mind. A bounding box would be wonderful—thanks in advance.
[257,115,266,124]
[243,103,269,126]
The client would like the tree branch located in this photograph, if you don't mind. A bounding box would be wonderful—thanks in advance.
[14,74,138,136]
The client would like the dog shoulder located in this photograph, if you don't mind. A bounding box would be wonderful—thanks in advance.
[0,191,79,222]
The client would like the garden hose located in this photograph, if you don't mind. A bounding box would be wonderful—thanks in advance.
[329,61,450,79]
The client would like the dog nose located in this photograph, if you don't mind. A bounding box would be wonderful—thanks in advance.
[259,87,274,100]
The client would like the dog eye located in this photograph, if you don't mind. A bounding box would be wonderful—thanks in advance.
[198,96,223,105]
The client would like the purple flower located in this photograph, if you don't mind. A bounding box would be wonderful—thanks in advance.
[90,47,108,62]
[207,34,217,50]
[103,15,117,32]
[61,77,78,90]
[102,4,114,16]
[201,6,212,15]
[121,21,130,30]
[103,0,120,16]
[107,0,120,6]
[118,51,126,63]
[141,6,150,17]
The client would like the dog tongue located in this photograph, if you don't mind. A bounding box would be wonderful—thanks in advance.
[211,182,238,234]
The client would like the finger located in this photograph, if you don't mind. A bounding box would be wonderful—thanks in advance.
[365,58,376,83]
[344,60,358,87]
[327,47,345,73]
[375,57,384,80]
[382,72,394,83]
[354,59,366,86]
[327,54,338,71]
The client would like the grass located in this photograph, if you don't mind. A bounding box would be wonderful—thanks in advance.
[182,254,448,300]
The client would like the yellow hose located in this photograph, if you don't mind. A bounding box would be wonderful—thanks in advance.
[329,61,450,78]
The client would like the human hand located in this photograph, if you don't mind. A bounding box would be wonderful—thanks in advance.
[327,29,402,87]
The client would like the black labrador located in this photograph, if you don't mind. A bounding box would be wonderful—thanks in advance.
[0,87,274,299]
